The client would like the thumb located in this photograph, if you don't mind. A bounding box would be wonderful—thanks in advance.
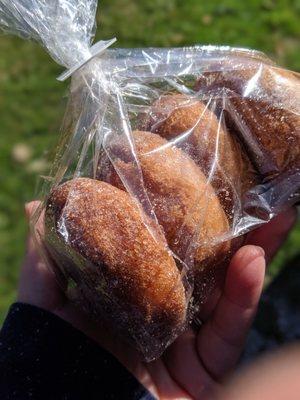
[18,201,64,311]
[25,200,41,221]
[23,201,42,268]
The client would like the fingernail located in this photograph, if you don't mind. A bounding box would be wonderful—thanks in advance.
[24,203,31,219]
[253,246,265,258]
[24,201,40,219]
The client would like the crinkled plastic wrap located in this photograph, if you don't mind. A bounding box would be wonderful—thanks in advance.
[1,0,299,361]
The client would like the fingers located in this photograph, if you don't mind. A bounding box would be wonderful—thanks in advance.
[145,357,192,400]
[246,208,297,264]
[18,201,65,311]
[163,330,216,400]
[23,201,44,265]
[22,201,44,268]
[218,345,300,400]
[197,245,265,381]
[25,200,41,220]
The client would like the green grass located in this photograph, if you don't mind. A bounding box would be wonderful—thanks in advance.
[0,0,299,322]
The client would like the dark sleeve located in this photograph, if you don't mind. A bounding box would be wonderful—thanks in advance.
[0,303,156,400]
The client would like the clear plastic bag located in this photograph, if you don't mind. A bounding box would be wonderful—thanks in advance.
[1,0,299,361]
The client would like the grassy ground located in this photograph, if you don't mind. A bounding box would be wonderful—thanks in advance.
[0,0,299,322]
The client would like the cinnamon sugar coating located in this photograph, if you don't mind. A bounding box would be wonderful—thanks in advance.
[97,130,230,275]
[139,93,258,219]
[195,66,300,179]
[45,178,187,357]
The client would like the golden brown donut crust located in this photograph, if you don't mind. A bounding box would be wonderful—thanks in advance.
[195,65,300,179]
[139,94,258,220]
[45,178,187,354]
[97,130,230,272]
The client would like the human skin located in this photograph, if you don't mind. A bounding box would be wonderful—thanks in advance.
[217,345,300,400]
[19,202,296,400]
